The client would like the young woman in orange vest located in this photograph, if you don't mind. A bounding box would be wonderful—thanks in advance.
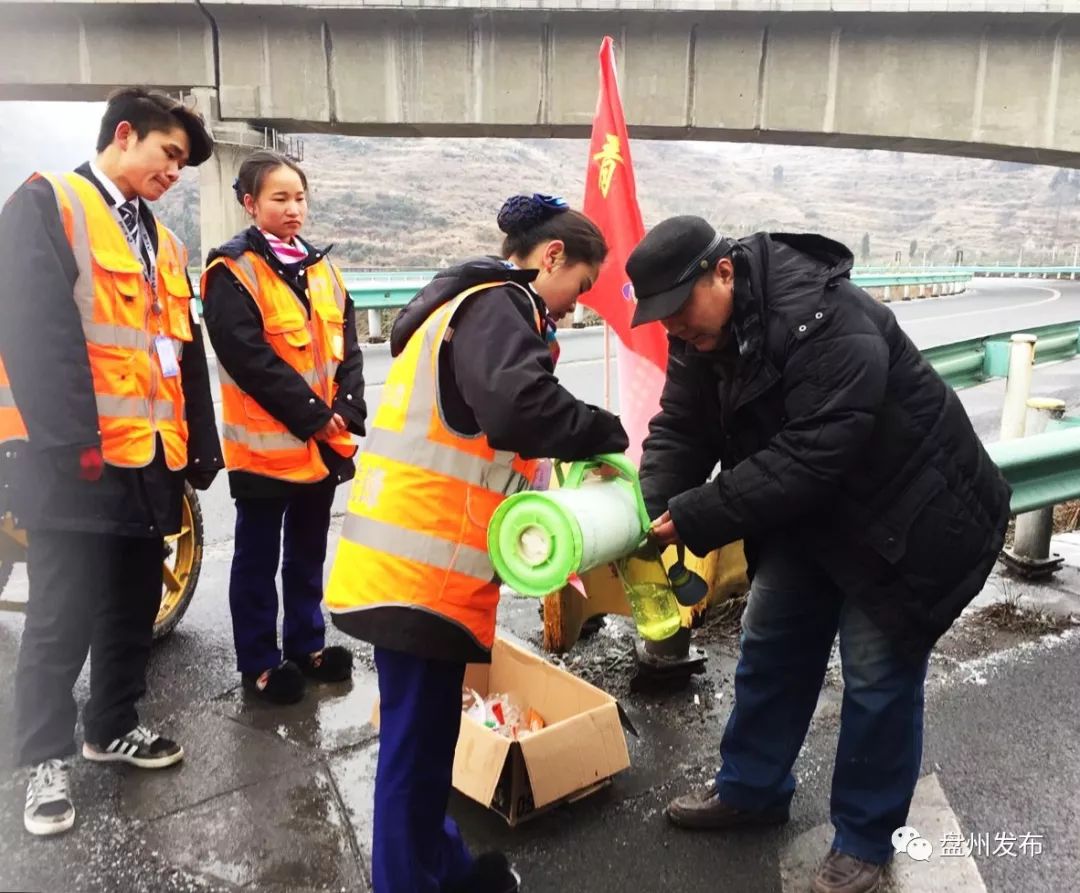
[201,151,366,705]
[325,194,629,893]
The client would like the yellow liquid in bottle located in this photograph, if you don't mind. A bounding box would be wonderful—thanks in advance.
[617,546,683,642]
[623,581,683,641]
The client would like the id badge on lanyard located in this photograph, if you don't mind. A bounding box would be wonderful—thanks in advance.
[113,205,174,378]
[154,335,181,378]
[112,205,158,297]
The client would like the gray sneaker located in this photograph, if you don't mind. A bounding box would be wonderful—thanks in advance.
[24,759,75,837]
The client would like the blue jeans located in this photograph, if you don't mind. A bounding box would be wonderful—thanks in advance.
[373,647,474,893]
[229,485,335,675]
[716,536,929,865]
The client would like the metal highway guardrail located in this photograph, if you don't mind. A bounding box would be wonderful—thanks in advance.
[924,322,1080,390]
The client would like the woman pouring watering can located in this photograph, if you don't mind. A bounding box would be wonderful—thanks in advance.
[325,193,629,893]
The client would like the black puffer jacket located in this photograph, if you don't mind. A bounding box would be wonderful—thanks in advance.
[640,232,1011,662]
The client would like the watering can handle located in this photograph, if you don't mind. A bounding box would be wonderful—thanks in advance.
[559,453,653,533]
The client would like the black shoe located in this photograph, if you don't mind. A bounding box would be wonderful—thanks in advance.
[447,852,520,893]
[297,646,353,683]
[665,783,790,830]
[242,660,306,704]
[83,726,184,769]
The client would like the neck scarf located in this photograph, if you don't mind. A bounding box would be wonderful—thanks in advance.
[261,229,307,265]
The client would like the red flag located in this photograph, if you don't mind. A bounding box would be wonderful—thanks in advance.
[582,36,668,464]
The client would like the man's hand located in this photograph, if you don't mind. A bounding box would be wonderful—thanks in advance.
[650,510,681,548]
[78,446,104,482]
[314,413,347,442]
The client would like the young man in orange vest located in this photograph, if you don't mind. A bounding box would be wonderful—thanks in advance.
[0,88,222,837]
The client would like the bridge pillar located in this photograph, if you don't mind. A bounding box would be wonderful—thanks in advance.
[192,88,303,270]
[189,89,256,268]
[199,140,256,267]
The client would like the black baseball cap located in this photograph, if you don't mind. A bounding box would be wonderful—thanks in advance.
[627,216,735,327]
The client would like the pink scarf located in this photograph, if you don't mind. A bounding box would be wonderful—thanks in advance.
[261,229,307,264]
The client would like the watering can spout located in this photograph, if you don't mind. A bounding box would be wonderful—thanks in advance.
[668,544,709,607]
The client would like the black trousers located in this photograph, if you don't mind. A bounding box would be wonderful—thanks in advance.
[14,530,163,766]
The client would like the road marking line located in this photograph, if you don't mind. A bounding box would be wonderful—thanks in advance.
[900,286,1062,325]
[556,358,608,368]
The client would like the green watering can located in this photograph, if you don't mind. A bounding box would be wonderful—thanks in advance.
[487,453,684,641]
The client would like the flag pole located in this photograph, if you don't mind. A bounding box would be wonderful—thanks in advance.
[603,323,612,410]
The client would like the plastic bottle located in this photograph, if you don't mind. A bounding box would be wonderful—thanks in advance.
[616,540,683,642]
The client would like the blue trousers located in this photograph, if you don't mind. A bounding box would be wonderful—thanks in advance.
[229,485,334,675]
[716,536,930,865]
[373,647,474,893]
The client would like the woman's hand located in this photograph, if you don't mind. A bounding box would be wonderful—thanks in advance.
[315,413,347,441]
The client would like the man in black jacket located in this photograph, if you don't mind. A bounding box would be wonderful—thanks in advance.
[0,89,222,838]
[628,217,1010,893]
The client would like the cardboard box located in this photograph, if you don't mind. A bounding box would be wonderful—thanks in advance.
[453,637,631,826]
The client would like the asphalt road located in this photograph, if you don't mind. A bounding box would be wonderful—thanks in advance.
[2,278,1079,892]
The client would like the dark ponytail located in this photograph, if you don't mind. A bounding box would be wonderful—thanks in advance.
[233,150,308,208]
[498,194,607,266]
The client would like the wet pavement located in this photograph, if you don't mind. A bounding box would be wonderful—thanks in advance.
[1,531,1078,892]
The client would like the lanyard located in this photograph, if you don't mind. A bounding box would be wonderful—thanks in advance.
[110,203,158,295]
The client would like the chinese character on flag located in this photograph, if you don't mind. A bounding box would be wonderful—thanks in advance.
[581,36,668,466]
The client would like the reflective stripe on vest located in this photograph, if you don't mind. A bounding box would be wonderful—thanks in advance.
[220,423,305,453]
[326,281,541,653]
[364,427,528,495]
[203,251,356,483]
[35,171,192,469]
[0,356,28,443]
[340,513,495,582]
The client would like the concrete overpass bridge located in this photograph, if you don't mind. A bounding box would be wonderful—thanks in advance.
[3,0,1079,248]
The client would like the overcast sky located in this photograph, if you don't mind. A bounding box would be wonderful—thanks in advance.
[1,102,106,198]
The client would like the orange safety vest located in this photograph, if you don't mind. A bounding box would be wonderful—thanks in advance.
[202,251,356,482]
[25,172,193,468]
[325,282,540,655]
[0,356,27,444]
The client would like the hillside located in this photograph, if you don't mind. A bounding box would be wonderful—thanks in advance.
[147,135,1080,270]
